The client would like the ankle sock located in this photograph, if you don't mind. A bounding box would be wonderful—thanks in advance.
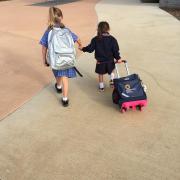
[57,85,62,89]
[99,82,104,89]
[62,97,68,101]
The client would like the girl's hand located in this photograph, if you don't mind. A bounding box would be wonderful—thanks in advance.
[76,39,83,51]
[78,45,83,51]
[116,59,123,63]
[42,46,49,66]
[116,59,126,64]
[44,60,49,67]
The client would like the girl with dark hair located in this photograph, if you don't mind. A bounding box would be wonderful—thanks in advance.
[80,21,123,91]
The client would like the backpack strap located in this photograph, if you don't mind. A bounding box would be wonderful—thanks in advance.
[48,29,56,46]
[48,27,63,45]
[74,67,83,77]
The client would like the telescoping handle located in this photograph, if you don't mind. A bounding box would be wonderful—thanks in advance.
[115,60,130,78]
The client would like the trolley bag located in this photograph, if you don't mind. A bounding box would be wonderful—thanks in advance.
[112,60,147,113]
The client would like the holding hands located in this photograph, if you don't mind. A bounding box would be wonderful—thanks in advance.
[116,59,126,64]
[76,39,83,51]
[78,45,83,51]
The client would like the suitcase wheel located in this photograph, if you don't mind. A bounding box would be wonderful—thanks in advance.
[121,107,127,113]
[136,105,143,111]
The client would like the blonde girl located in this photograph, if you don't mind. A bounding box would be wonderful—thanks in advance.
[40,7,82,107]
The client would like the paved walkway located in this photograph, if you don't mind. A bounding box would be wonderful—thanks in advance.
[0,0,97,120]
[0,0,180,180]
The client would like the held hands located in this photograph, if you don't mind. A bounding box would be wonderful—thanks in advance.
[76,39,83,51]
[116,59,127,64]
[78,45,83,51]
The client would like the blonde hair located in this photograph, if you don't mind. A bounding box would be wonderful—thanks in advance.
[48,7,65,29]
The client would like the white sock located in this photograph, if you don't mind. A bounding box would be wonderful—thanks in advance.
[99,82,104,89]
[110,73,115,81]
[57,85,62,89]
[62,97,68,101]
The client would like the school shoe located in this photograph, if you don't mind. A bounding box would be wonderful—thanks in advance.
[109,80,114,88]
[99,87,105,92]
[55,83,62,93]
[61,99,69,107]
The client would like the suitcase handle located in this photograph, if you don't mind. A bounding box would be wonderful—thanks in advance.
[115,60,130,78]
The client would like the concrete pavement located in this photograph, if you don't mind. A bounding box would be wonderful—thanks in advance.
[0,0,98,120]
[0,0,180,179]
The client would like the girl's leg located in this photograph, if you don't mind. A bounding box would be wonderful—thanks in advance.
[98,74,104,91]
[62,76,68,100]
[55,77,62,93]
[56,77,62,88]
[110,71,115,81]
[60,76,69,107]
[99,74,104,83]
[109,71,115,87]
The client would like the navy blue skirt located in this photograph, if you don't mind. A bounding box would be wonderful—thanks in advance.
[95,61,115,75]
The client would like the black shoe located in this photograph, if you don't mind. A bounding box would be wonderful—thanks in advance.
[55,83,62,93]
[99,87,105,92]
[61,99,69,107]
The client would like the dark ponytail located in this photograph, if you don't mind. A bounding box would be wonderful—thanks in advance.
[97,21,110,37]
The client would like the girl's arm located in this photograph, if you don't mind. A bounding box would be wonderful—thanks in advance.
[39,29,49,66]
[69,30,82,48]
[113,39,121,62]
[81,38,96,53]
[76,38,82,49]
[42,46,49,66]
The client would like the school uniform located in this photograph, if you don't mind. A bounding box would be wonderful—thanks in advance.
[82,33,121,75]
[40,27,78,78]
